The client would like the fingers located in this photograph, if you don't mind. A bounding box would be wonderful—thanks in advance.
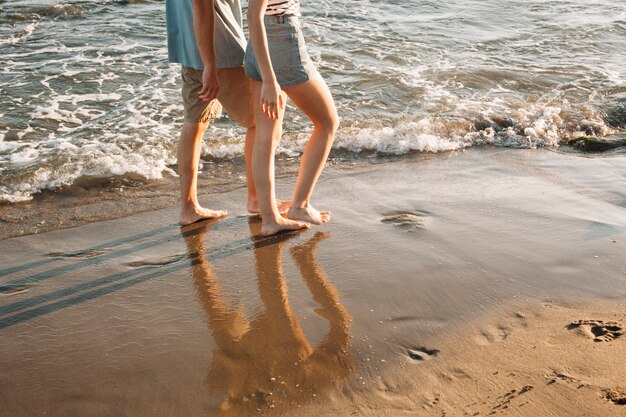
[199,85,219,102]
[259,83,284,120]
[207,85,219,102]
[261,99,279,119]
[198,80,220,102]
[199,90,215,102]
[198,83,209,100]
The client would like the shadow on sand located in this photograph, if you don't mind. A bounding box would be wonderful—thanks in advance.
[0,217,298,329]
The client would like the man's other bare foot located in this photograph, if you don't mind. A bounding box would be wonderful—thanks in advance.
[287,205,330,225]
[179,206,228,226]
[248,199,291,216]
[261,217,309,236]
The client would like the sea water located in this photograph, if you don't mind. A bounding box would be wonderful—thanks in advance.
[0,0,624,203]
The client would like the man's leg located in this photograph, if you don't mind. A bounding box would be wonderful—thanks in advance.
[178,121,227,225]
[178,66,227,226]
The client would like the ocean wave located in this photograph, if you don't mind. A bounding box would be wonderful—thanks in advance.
[0,2,86,45]
[41,3,86,17]
[0,21,39,45]
[2,2,89,20]
[336,121,466,155]
[1,99,622,203]
[333,101,618,156]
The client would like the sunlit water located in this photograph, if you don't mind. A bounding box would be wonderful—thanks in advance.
[0,0,625,202]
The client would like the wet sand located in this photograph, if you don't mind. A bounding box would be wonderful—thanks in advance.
[0,148,625,416]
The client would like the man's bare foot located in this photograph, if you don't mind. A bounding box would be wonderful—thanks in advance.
[287,205,330,225]
[179,206,228,226]
[248,199,291,216]
[261,217,310,236]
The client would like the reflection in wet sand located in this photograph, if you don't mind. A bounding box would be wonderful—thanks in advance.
[182,221,352,416]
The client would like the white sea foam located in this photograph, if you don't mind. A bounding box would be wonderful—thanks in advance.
[29,92,122,127]
[0,141,173,202]
[16,125,35,140]
[0,191,36,203]
[337,120,465,154]
[1,96,617,203]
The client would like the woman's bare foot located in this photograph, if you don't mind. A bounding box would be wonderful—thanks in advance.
[179,206,228,226]
[261,217,310,236]
[248,199,291,216]
[287,205,330,225]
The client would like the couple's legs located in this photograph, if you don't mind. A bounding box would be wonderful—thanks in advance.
[178,69,337,230]
[252,75,339,236]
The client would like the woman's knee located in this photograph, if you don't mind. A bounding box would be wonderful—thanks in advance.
[314,111,340,137]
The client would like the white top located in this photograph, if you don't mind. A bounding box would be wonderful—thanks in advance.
[266,0,300,16]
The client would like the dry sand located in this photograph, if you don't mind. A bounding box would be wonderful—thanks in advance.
[314,299,626,417]
[0,148,625,416]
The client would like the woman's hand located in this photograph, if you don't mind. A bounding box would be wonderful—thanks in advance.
[248,0,282,119]
[260,80,284,119]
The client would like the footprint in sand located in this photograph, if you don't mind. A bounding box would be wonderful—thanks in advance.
[545,371,582,386]
[381,212,427,229]
[604,389,626,405]
[126,254,187,268]
[566,320,624,342]
[0,285,30,295]
[406,347,440,362]
[490,385,534,414]
[475,326,510,346]
[47,248,107,259]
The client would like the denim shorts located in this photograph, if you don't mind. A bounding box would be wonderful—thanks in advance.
[244,15,318,89]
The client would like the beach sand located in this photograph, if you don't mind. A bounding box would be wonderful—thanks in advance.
[0,148,625,416]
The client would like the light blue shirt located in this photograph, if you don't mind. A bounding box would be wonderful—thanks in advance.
[166,0,247,70]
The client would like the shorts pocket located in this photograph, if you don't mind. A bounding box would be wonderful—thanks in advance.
[269,33,295,75]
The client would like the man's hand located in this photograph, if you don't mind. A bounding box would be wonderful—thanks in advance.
[198,66,219,102]
[193,0,218,101]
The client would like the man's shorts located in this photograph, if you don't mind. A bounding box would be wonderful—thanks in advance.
[181,66,254,128]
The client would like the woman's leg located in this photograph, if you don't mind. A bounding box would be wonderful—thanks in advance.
[284,74,339,224]
[245,125,292,216]
[251,80,310,236]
